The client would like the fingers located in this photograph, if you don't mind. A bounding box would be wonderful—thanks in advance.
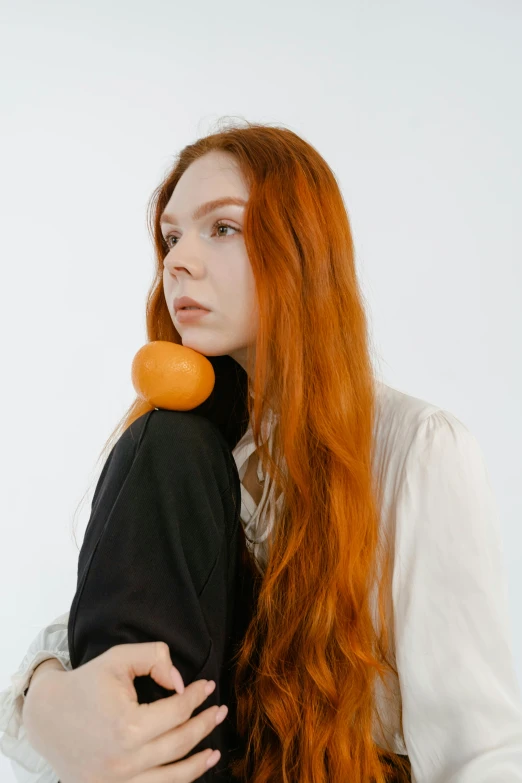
[133,678,218,746]
[131,746,221,782]
[136,691,228,773]
[108,641,185,696]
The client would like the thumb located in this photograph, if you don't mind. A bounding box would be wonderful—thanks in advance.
[107,641,185,694]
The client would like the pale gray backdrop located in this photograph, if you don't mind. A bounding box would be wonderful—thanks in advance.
[1,1,521,780]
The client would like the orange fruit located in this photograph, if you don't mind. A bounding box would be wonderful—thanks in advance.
[131,341,215,411]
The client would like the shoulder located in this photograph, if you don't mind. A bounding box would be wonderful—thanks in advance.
[371,379,478,499]
[373,378,445,445]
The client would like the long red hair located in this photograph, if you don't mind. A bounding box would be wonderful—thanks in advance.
[74,119,411,783]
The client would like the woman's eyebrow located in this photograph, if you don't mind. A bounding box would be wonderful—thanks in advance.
[160,196,247,226]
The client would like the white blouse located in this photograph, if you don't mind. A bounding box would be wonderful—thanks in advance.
[2,379,522,783]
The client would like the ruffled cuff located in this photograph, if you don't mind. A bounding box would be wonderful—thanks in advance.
[0,613,71,781]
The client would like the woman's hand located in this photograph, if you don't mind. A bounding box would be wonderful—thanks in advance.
[22,641,227,782]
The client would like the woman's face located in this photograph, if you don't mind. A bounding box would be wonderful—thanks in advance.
[161,150,258,375]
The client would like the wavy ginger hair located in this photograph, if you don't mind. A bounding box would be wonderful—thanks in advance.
[74,119,411,783]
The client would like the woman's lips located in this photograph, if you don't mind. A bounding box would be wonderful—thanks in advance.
[176,307,211,323]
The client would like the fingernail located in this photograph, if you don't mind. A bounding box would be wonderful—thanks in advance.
[171,668,184,692]
[204,680,216,695]
[206,749,221,768]
[215,705,228,724]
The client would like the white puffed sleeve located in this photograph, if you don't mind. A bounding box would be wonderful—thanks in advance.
[0,611,71,783]
[393,409,522,782]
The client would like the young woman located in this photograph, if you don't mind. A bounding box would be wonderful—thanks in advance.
[1,121,522,783]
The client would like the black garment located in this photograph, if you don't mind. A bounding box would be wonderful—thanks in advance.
[64,354,411,782]
[67,356,258,781]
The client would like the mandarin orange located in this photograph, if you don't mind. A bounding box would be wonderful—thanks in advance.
[131,341,215,411]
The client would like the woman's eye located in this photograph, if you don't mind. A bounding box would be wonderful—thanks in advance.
[163,220,239,249]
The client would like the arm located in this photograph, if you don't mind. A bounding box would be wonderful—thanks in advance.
[393,409,522,782]
[23,658,67,697]
[0,611,71,782]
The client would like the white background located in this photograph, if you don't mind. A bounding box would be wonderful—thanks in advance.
[1,1,521,779]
